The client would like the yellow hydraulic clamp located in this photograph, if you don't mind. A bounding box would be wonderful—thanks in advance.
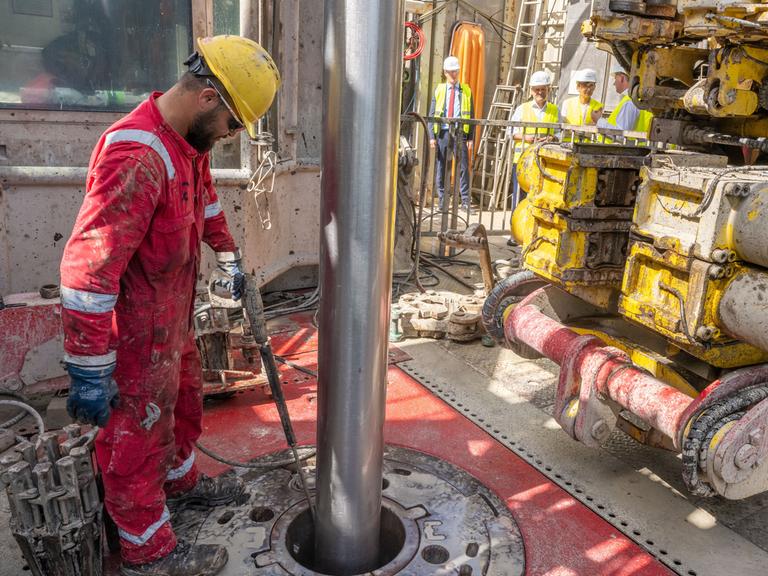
[515,143,649,308]
[621,156,768,368]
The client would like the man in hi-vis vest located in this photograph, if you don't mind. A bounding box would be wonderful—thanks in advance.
[597,62,652,135]
[561,68,604,141]
[429,56,474,211]
[505,70,563,245]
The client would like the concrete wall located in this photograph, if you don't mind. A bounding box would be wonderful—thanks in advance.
[0,0,322,296]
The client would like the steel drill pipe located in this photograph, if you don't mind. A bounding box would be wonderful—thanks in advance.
[506,297,695,444]
[315,0,405,573]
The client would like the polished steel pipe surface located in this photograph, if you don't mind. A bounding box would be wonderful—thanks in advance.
[314,0,405,573]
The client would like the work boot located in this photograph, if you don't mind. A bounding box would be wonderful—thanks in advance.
[120,541,228,576]
[166,473,246,509]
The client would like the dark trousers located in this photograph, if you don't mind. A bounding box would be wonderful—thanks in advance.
[510,163,526,209]
[509,162,526,231]
[434,129,470,207]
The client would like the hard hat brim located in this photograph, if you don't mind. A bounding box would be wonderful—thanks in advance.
[196,36,281,140]
[244,120,259,140]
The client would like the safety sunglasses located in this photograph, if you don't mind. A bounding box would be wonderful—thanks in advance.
[206,79,244,133]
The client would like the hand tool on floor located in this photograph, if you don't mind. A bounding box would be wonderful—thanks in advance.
[242,273,316,521]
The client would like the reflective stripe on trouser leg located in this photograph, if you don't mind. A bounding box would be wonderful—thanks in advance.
[165,333,204,495]
[118,506,171,545]
[95,391,179,565]
[166,452,195,481]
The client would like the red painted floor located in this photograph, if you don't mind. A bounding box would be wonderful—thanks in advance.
[195,315,673,576]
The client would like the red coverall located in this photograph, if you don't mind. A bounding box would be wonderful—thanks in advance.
[60,93,237,564]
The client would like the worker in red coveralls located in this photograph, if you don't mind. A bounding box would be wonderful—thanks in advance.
[59,36,280,576]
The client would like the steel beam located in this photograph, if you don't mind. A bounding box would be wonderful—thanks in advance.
[315,0,405,573]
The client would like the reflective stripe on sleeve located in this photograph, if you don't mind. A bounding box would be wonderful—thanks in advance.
[205,200,223,219]
[215,250,241,263]
[104,129,176,179]
[63,351,117,367]
[118,506,171,546]
[60,286,118,313]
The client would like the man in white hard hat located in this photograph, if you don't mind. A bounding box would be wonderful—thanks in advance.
[429,55,475,211]
[505,70,564,245]
[597,61,652,134]
[562,68,604,132]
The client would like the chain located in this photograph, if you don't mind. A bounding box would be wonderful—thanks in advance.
[247,150,278,230]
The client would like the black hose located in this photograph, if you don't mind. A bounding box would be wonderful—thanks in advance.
[0,391,32,429]
[274,355,318,378]
[420,254,477,291]
[195,442,316,470]
[481,270,540,343]
[681,385,768,497]
[0,398,45,436]
[407,111,431,293]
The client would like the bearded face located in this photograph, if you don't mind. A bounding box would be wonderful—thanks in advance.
[185,104,224,152]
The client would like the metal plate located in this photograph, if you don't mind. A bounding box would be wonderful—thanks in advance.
[173,446,524,575]
[397,347,768,576]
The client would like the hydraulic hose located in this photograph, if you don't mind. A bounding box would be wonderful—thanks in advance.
[0,398,45,436]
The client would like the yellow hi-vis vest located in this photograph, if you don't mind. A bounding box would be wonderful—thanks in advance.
[562,97,603,142]
[602,94,653,143]
[513,101,559,162]
[433,83,472,135]
[563,97,603,126]
[608,95,653,132]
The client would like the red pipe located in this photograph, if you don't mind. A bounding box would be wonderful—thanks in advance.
[506,299,695,443]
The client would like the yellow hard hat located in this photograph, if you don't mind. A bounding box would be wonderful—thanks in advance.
[196,35,281,139]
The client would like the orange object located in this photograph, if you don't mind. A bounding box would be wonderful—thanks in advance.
[450,22,486,148]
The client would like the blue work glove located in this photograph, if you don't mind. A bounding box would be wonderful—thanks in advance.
[215,250,245,301]
[66,362,120,427]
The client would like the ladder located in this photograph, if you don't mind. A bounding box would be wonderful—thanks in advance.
[507,0,545,94]
[535,2,568,95]
[471,84,518,209]
[507,0,568,94]
[471,0,570,210]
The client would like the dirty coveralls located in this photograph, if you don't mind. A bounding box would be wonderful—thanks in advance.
[60,92,237,564]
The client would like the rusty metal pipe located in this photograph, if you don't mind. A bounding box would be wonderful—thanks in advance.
[507,299,695,442]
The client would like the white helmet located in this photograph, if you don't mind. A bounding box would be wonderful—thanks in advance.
[529,70,552,87]
[574,68,597,83]
[443,56,460,71]
[610,61,628,77]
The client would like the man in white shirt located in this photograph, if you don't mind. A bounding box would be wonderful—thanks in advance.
[597,62,641,131]
[429,56,475,211]
[505,70,564,245]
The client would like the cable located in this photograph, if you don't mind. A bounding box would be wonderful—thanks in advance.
[0,399,44,436]
[420,253,477,291]
[405,111,433,293]
[274,355,318,378]
[0,391,33,429]
[263,286,320,320]
[403,22,425,61]
[655,165,768,219]
[195,441,316,470]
